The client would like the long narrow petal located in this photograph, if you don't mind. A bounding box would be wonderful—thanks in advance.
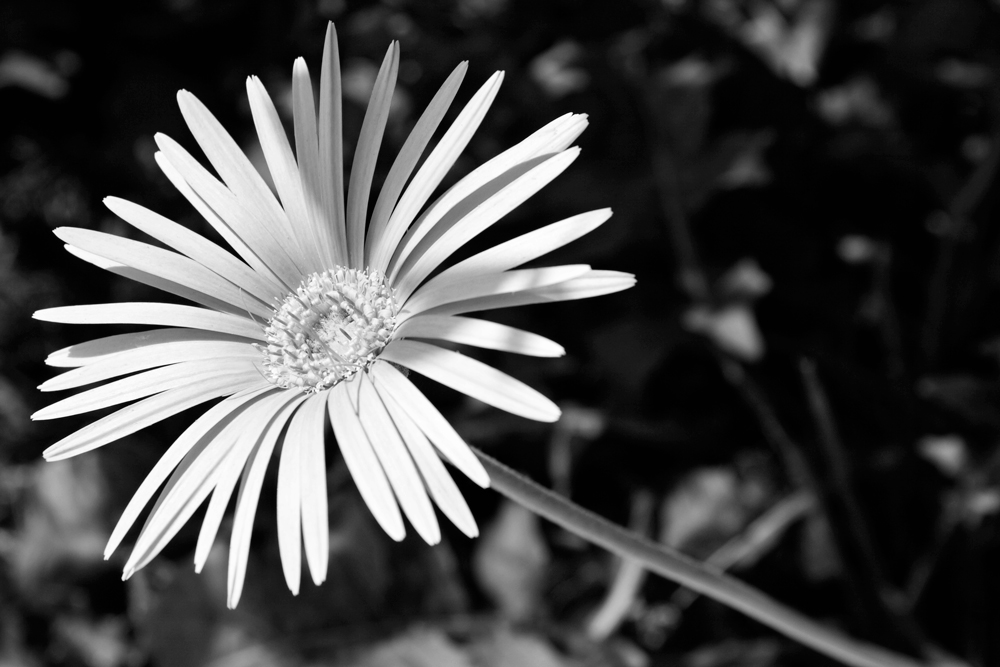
[125,391,296,578]
[357,374,440,545]
[380,339,560,422]
[365,63,467,265]
[368,65,496,271]
[424,270,636,316]
[175,91,301,264]
[64,246,241,316]
[41,339,257,391]
[369,361,488,487]
[374,383,479,537]
[394,148,582,301]
[400,265,590,321]
[394,315,564,357]
[192,443,245,573]
[193,394,307,575]
[345,43,399,267]
[155,153,285,288]
[43,374,270,461]
[276,430,302,594]
[104,196,283,303]
[434,208,612,283]
[35,303,265,341]
[388,113,588,280]
[130,416,244,576]
[46,328,254,368]
[283,392,329,588]
[246,76,323,272]
[365,62,469,267]
[318,23,347,266]
[156,133,303,287]
[328,380,405,540]
[33,358,261,420]
[292,58,337,270]
[104,386,274,558]
[293,394,330,586]
[227,393,306,607]
[57,228,273,320]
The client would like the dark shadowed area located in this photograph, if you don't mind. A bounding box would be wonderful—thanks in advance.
[2,0,1000,665]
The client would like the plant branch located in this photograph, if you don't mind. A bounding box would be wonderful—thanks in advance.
[476,448,939,667]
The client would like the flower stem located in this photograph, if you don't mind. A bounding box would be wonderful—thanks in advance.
[475,449,932,667]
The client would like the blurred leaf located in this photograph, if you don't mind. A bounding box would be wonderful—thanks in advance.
[52,615,130,667]
[684,304,765,362]
[660,467,746,557]
[473,500,549,621]
[128,560,221,667]
[9,458,108,592]
[917,435,968,478]
[683,637,782,667]
[529,41,590,99]
[0,51,71,99]
[817,77,895,128]
[918,375,1000,429]
[469,627,578,667]
[338,628,471,667]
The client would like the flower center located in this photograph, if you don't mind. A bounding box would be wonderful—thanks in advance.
[259,267,398,392]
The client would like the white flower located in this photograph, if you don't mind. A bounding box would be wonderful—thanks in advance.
[33,24,634,608]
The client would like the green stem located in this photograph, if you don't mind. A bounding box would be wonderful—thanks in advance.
[475,449,931,667]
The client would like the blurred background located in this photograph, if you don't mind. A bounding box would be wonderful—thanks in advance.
[3,0,1000,665]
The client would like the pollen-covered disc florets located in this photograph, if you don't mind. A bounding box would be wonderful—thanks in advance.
[260,267,398,392]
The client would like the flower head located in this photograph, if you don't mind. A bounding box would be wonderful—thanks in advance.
[34,24,634,607]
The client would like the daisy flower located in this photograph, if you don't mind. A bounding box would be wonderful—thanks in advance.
[33,24,634,607]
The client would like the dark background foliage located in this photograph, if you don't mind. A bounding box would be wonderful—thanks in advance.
[2,0,1000,665]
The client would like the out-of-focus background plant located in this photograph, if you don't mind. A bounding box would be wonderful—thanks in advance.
[2,0,1000,665]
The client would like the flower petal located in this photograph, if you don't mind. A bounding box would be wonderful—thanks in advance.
[365,61,468,268]
[104,196,283,303]
[281,391,330,589]
[247,75,323,273]
[357,373,440,545]
[35,303,265,340]
[192,442,246,573]
[125,391,296,579]
[400,265,589,320]
[154,152,286,288]
[104,386,275,559]
[43,374,270,461]
[374,383,479,537]
[345,42,399,267]
[175,91,303,269]
[292,57,338,270]
[393,148,582,301]
[394,315,564,357]
[156,133,303,288]
[369,361,488,488]
[33,358,261,420]
[276,409,303,595]
[388,112,588,281]
[56,227,274,320]
[318,23,348,266]
[64,246,242,316]
[46,328,254,368]
[40,339,257,391]
[380,339,560,422]
[328,379,405,541]
[424,270,636,316]
[227,392,306,607]
[194,392,308,574]
[368,67,503,272]
[435,208,612,282]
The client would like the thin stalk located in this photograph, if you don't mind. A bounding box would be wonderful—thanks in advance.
[476,449,932,667]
